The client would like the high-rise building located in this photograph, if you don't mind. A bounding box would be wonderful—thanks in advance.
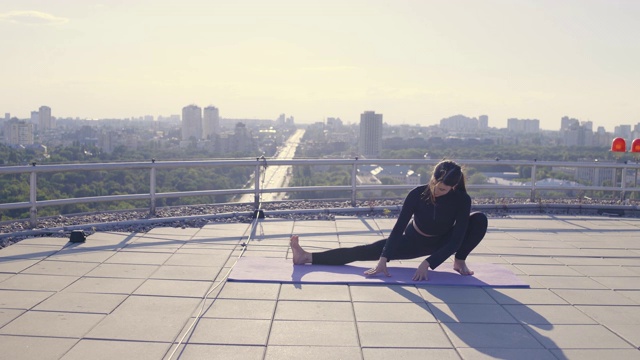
[39,106,52,130]
[359,111,383,158]
[3,113,9,121]
[203,106,220,139]
[478,115,489,129]
[507,118,540,133]
[181,104,202,141]
[3,119,34,145]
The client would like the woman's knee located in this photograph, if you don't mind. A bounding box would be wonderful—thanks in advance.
[469,212,488,233]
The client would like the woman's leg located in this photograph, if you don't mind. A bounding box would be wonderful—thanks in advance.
[454,212,488,261]
[310,239,387,265]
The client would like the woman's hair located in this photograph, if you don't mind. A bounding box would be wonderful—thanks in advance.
[421,159,467,203]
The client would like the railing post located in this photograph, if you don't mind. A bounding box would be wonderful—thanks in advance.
[530,164,537,202]
[621,164,627,201]
[351,157,358,207]
[150,159,157,215]
[29,163,37,228]
[254,158,261,209]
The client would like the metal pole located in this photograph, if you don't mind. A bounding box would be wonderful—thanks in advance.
[530,164,537,202]
[351,157,358,207]
[150,159,157,215]
[254,159,261,210]
[29,165,37,228]
[621,165,627,201]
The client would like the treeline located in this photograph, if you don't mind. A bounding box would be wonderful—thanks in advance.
[289,133,627,200]
[0,143,256,220]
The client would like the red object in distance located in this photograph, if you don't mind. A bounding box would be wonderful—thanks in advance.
[611,137,626,153]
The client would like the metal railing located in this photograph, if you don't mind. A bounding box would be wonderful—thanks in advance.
[1,158,639,227]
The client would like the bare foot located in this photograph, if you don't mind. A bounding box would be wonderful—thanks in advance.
[290,235,312,264]
[453,259,474,275]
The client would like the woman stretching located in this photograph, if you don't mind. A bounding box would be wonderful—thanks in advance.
[290,159,488,281]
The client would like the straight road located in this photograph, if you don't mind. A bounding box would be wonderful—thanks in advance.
[236,128,305,203]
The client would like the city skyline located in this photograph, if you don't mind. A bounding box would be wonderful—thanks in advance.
[1,0,639,131]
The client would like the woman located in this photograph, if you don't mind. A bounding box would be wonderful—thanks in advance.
[290,159,488,281]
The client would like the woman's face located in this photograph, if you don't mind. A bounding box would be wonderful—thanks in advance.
[433,182,453,197]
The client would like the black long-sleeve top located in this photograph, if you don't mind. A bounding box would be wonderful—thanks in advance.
[381,185,472,269]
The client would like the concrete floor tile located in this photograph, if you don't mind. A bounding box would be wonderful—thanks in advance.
[484,288,568,305]
[549,349,640,360]
[150,265,221,281]
[553,257,617,266]
[502,256,563,265]
[0,308,24,327]
[269,320,359,346]
[60,339,170,360]
[0,258,40,273]
[442,323,542,349]
[514,264,583,276]
[104,251,173,265]
[165,253,229,267]
[605,324,640,348]
[134,279,212,298]
[354,301,436,322]
[530,276,608,290]
[526,324,633,349]
[591,276,640,290]
[552,289,637,305]
[504,305,597,325]
[278,283,351,301]
[362,348,460,360]
[203,298,276,319]
[0,274,78,291]
[275,300,354,321]
[33,292,127,313]
[85,263,159,279]
[0,245,60,259]
[175,344,265,360]
[618,290,640,305]
[145,227,201,236]
[188,318,271,345]
[0,311,105,338]
[0,335,78,360]
[457,347,556,359]
[21,260,99,276]
[576,305,640,325]
[47,249,116,263]
[62,277,145,294]
[86,295,200,342]
[218,282,280,300]
[267,345,362,360]
[350,285,422,303]
[418,286,497,304]
[430,303,517,324]
[0,290,54,309]
[358,322,450,348]
[569,265,639,277]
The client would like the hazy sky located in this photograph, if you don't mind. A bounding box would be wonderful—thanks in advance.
[1,0,639,130]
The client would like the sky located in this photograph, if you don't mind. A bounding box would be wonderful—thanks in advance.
[1,0,639,131]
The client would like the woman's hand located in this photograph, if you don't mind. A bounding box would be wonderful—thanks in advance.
[412,260,430,281]
[364,257,390,277]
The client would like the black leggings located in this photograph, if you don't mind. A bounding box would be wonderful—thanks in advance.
[312,212,488,266]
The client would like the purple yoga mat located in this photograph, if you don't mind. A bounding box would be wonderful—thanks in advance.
[228,257,529,287]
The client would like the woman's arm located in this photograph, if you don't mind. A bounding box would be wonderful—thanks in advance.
[380,186,422,259]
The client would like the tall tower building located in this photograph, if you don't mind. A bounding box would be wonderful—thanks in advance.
[39,106,52,130]
[203,106,220,139]
[359,111,383,158]
[181,104,202,141]
[3,119,34,145]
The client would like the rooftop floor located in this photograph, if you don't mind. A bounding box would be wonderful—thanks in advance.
[1,214,640,359]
